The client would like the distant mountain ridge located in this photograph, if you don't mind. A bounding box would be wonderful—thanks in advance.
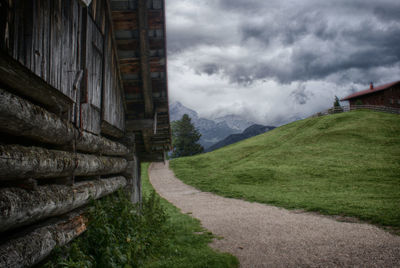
[169,101,255,149]
[214,114,255,131]
[206,124,276,152]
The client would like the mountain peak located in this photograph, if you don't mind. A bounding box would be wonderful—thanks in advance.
[169,101,198,121]
[214,114,255,131]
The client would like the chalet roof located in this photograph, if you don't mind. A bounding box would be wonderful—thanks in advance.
[341,80,400,101]
[110,0,171,161]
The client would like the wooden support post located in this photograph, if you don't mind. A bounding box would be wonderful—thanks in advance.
[0,209,87,268]
[123,158,141,203]
[0,145,128,181]
[142,129,152,153]
[120,133,141,203]
[138,0,153,118]
[0,88,129,156]
[0,177,126,232]
[154,111,157,135]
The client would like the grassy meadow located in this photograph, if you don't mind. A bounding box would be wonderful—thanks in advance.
[170,110,400,230]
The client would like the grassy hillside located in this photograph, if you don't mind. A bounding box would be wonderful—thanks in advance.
[170,110,400,229]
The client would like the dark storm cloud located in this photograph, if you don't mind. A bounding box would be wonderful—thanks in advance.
[218,0,268,14]
[168,0,400,86]
[167,0,400,125]
[291,84,314,105]
[373,3,400,22]
[198,63,220,76]
[241,10,327,45]
[236,7,400,84]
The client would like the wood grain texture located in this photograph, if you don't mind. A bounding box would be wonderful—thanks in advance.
[0,176,126,232]
[0,88,129,156]
[0,209,88,268]
[0,50,72,114]
[138,0,153,118]
[0,144,128,181]
[80,103,101,134]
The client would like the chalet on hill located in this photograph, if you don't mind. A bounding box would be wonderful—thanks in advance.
[341,80,400,108]
[0,0,170,266]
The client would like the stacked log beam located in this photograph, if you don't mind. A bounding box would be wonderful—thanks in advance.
[0,176,127,232]
[0,88,129,156]
[0,209,87,268]
[0,145,128,180]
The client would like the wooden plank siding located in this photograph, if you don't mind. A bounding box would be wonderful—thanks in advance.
[102,1,126,134]
[0,0,125,136]
[110,0,171,158]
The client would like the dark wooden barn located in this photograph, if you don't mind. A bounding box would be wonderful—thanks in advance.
[0,0,170,266]
[341,81,400,108]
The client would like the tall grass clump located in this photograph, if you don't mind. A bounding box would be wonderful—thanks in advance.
[44,190,168,268]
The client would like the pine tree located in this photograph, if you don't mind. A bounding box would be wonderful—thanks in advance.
[333,96,341,108]
[171,114,203,158]
[333,95,343,113]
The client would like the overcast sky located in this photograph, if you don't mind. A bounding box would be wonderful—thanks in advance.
[165,0,400,125]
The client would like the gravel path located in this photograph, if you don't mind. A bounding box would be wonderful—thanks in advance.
[149,162,400,268]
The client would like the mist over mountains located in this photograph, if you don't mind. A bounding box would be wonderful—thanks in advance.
[206,124,276,152]
[170,101,270,149]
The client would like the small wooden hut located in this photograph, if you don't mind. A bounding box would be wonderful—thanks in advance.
[0,0,170,266]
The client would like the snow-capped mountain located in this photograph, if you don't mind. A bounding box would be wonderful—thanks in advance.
[214,114,255,131]
[169,101,198,122]
[169,101,255,149]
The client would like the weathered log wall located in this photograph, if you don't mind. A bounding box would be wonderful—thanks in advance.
[0,0,125,136]
[0,88,138,268]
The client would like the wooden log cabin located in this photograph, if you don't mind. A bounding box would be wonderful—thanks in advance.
[0,0,171,266]
[341,81,400,108]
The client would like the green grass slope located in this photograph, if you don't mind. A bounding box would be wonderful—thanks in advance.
[170,110,400,229]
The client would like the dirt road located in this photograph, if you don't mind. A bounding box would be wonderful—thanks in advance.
[149,162,400,268]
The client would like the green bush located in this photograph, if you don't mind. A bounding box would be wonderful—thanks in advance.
[44,190,168,268]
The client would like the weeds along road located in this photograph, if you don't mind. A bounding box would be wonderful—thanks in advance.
[149,162,400,268]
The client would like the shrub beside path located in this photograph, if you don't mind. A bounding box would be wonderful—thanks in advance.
[149,162,400,268]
